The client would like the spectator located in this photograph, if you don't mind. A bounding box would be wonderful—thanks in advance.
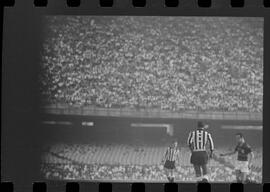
[41,143,262,182]
[40,17,263,113]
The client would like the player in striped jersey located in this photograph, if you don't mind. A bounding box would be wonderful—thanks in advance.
[161,140,180,182]
[187,121,214,182]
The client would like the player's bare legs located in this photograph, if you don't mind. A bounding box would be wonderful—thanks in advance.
[193,165,202,181]
[241,172,247,183]
[165,168,173,182]
[164,168,169,181]
[164,168,175,182]
[201,164,209,181]
[236,170,247,183]
[170,169,174,182]
[235,170,241,182]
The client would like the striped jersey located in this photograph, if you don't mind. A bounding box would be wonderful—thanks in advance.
[187,129,214,151]
[163,147,180,162]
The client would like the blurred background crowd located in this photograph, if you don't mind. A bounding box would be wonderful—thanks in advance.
[41,16,263,112]
[41,143,262,182]
[40,16,263,183]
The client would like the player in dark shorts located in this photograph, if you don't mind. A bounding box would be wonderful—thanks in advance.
[220,133,254,183]
[161,140,180,183]
[187,121,214,182]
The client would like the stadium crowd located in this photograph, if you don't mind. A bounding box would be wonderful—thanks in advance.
[41,143,262,182]
[41,162,261,182]
[41,16,263,112]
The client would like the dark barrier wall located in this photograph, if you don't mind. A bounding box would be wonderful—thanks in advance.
[40,115,262,148]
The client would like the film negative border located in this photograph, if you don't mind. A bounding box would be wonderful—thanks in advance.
[1,1,270,192]
[1,181,269,192]
[2,0,270,8]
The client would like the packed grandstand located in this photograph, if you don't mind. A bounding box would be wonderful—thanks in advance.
[41,143,262,182]
[41,16,263,112]
[40,16,263,183]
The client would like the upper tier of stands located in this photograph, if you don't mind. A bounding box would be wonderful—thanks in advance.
[41,17,263,112]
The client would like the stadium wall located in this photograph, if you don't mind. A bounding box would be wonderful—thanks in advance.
[40,114,262,149]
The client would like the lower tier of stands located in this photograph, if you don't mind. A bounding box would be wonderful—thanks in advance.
[41,143,262,182]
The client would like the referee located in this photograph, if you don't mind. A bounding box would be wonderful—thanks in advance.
[187,121,214,182]
[161,140,180,183]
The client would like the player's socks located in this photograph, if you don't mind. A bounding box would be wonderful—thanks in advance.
[168,176,174,183]
[202,175,209,182]
[171,177,174,183]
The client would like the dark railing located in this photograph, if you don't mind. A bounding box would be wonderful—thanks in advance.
[41,104,262,121]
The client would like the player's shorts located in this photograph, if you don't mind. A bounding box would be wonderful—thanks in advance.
[164,160,176,169]
[190,151,208,165]
[235,160,249,173]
